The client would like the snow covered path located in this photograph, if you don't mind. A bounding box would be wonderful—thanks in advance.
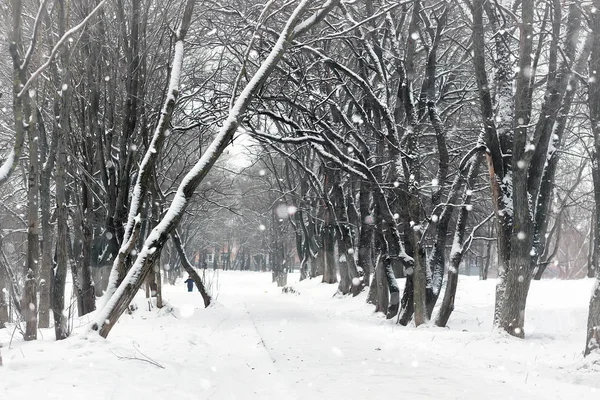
[1,272,599,399]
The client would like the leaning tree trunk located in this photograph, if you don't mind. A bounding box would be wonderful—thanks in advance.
[171,231,211,307]
[436,155,481,326]
[90,0,333,338]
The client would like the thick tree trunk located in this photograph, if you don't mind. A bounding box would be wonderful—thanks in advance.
[372,255,388,313]
[332,174,360,295]
[322,223,337,284]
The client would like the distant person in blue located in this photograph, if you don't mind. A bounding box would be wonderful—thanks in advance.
[184,276,194,292]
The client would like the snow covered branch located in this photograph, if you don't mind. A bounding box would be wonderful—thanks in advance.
[18,0,108,98]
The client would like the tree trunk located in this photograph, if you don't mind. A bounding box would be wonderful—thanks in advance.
[171,231,211,307]
[39,122,54,328]
[81,182,96,314]
[373,255,388,313]
[22,270,37,341]
[23,93,40,339]
[322,223,337,284]
[357,181,373,288]
[53,138,69,341]
[585,273,600,355]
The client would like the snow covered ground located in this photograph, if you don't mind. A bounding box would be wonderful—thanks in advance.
[1,272,599,399]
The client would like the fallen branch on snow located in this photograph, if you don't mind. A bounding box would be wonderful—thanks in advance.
[110,343,165,369]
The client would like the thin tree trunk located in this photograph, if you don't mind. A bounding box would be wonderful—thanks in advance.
[171,231,212,307]
[39,107,56,328]
[53,141,69,341]
[436,155,481,326]
[23,98,40,340]
[81,182,96,314]
[0,262,7,327]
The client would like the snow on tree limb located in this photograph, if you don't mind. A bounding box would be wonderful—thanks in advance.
[20,0,49,72]
[0,150,17,187]
[18,0,108,98]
